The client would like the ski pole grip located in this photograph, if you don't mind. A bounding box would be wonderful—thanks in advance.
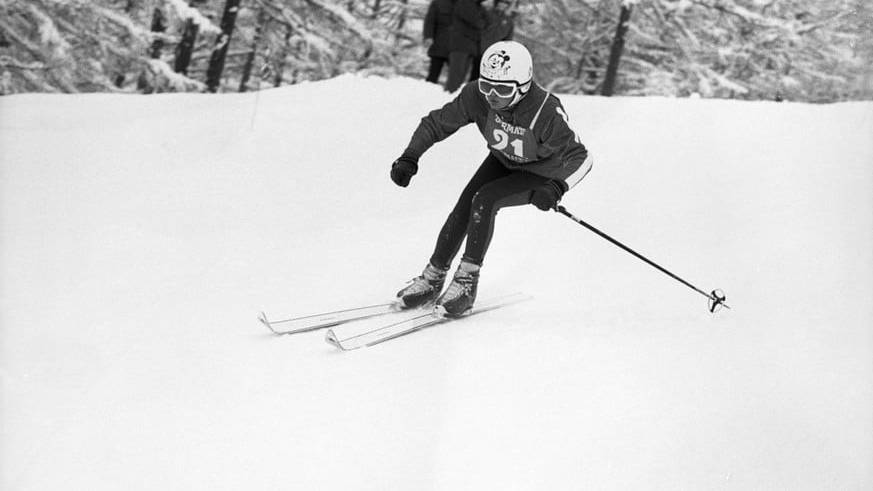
[555,205,573,219]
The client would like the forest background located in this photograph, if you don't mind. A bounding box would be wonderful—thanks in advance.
[1,0,872,102]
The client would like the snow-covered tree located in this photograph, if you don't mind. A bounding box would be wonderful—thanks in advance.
[250,0,427,86]
[0,0,217,93]
[621,0,873,101]
[520,0,872,101]
[1,0,145,92]
[513,0,622,94]
[0,0,869,101]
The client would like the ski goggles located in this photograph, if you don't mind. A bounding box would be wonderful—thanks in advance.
[478,78,521,98]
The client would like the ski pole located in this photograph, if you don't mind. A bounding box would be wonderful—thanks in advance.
[555,205,729,313]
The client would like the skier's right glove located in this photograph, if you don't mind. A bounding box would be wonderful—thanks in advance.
[390,154,419,187]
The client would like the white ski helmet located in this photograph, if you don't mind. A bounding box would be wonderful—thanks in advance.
[479,40,533,104]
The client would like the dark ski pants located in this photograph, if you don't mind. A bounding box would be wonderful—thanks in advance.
[429,154,551,269]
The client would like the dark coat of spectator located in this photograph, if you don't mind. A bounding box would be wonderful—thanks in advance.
[423,0,455,59]
[449,0,487,56]
[481,0,515,52]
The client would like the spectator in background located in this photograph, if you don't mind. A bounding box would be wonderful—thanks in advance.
[423,0,455,85]
[482,0,516,52]
[471,0,516,82]
[445,0,487,93]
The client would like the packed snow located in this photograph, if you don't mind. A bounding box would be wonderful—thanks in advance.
[1,75,872,490]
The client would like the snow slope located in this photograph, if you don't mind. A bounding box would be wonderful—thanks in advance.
[1,76,872,490]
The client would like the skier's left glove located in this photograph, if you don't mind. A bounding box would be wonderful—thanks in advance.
[530,180,567,211]
[390,153,419,187]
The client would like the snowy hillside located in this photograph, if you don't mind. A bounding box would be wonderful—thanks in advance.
[1,76,872,490]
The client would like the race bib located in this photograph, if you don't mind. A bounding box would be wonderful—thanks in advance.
[485,113,540,165]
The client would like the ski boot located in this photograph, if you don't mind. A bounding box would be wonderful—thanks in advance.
[436,261,480,317]
[396,262,448,308]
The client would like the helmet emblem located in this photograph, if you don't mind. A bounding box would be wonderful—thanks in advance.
[484,50,511,77]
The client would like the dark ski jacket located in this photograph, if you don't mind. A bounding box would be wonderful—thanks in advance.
[404,81,592,190]
[423,0,455,59]
[449,0,487,55]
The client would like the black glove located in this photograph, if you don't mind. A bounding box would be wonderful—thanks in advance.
[530,180,567,211]
[390,154,419,187]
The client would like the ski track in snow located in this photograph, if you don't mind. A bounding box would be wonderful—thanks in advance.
[1,75,872,490]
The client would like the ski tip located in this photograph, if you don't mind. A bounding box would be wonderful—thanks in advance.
[325,329,344,350]
[258,311,281,334]
[324,329,337,345]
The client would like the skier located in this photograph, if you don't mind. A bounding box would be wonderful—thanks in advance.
[391,40,592,316]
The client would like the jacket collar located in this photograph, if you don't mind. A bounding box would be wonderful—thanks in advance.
[493,82,547,126]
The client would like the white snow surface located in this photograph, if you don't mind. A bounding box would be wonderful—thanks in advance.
[1,75,872,490]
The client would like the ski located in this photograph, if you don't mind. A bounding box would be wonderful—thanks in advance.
[258,302,404,335]
[325,292,531,351]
